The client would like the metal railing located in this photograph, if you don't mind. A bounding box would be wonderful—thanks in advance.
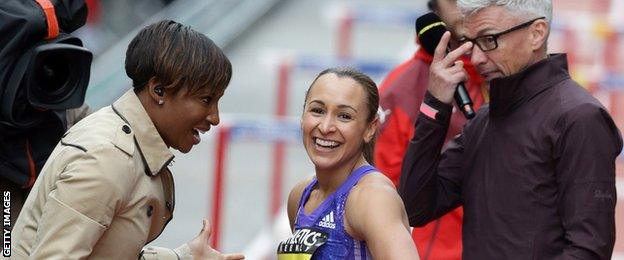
[85,0,284,109]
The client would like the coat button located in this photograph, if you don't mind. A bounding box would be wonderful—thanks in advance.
[147,205,153,217]
[122,125,131,134]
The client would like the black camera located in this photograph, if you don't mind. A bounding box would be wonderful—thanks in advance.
[0,0,91,130]
[2,34,92,129]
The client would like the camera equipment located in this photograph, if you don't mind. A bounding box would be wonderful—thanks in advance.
[0,0,91,129]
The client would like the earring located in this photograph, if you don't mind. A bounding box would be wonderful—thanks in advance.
[158,100,164,105]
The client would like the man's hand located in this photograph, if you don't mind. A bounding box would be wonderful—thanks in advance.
[427,31,473,104]
[188,219,245,260]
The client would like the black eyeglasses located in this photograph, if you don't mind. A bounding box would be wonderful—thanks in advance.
[459,17,546,52]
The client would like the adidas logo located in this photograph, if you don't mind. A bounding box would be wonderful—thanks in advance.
[318,211,336,229]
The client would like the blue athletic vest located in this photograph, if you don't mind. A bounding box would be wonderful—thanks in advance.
[277,165,376,259]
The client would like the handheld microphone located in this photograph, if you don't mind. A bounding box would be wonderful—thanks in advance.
[416,12,475,119]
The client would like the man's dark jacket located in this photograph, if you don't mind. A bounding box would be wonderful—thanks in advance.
[400,54,623,259]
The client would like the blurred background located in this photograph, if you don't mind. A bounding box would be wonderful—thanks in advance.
[72,0,623,259]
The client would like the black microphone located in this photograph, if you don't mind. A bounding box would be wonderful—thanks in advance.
[416,12,475,119]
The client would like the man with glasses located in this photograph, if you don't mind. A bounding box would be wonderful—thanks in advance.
[399,0,622,259]
[374,1,486,259]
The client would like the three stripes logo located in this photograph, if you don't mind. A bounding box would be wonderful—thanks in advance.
[318,211,336,229]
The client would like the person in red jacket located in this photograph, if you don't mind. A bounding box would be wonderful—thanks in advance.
[374,0,486,259]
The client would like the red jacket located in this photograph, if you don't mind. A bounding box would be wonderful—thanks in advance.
[374,48,486,260]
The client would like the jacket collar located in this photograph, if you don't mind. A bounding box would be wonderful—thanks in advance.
[489,53,570,117]
[112,90,174,176]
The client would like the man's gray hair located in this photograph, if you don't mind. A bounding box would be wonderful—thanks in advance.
[457,0,552,24]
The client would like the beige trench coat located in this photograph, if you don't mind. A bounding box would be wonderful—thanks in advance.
[11,90,190,259]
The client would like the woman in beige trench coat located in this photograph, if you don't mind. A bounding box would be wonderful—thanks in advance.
[11,20,244,260]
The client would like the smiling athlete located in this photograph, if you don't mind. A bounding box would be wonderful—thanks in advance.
[277,68,418,259]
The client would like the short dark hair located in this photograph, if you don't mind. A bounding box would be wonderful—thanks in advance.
[125,20,232,96]
[304,67,379,165]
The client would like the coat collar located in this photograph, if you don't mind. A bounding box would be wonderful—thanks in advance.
[489,54,570,117]
[112,90,174,176]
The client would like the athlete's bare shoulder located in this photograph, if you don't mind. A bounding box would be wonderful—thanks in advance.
[354,170,395,190]
[345,169,405,240]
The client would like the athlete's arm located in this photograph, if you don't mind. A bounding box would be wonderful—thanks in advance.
[345,173,419,259]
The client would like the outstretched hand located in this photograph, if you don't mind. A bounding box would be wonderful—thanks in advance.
[188,219,245,260]
[427,31,473,104]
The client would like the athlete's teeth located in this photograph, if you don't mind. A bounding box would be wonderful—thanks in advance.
[315,138,338,147]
